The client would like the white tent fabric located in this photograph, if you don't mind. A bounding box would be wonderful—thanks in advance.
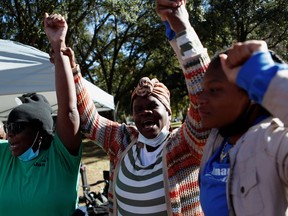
[0,39,114,121]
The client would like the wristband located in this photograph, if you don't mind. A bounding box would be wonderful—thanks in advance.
[163,21,176,41]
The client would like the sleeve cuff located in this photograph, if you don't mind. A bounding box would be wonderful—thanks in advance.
[163,21,176,41]
[237,52,277,103]
[175,29,204,60]
[72,64,81,76]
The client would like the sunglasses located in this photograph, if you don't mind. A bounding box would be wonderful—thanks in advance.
[4,122,28,134]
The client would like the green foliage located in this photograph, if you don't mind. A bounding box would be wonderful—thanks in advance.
[0,0,59,50]
[1,0,288,121]
[192,0,288,59]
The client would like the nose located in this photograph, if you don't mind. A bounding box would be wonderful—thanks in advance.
[7,134,13,144]
[196,90,208,105]
[140,109,153,115]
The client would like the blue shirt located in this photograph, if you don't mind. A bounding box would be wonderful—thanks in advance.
[200,140,233,216]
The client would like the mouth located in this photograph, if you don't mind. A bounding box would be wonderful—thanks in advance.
[9,142,18,152]
[142,120,157,129]
[198,108,210,117]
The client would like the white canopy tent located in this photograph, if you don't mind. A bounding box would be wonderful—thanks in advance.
[0,39,114,121]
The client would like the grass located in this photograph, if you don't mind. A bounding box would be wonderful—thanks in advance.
[78,139,109,199]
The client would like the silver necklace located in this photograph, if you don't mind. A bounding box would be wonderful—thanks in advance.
[220,141,234,162]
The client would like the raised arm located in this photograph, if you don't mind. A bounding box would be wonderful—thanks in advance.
[220,40,288,124]
[44,13,81,154]
[157,0,210,162]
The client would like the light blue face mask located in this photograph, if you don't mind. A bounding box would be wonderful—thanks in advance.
[18,131,41,161]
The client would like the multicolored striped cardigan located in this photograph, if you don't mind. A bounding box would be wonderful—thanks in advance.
[73,27,210,216]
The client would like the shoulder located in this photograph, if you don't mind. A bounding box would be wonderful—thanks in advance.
[0,139,8,145]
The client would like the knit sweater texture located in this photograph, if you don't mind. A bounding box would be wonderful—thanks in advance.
[74,28,210,216]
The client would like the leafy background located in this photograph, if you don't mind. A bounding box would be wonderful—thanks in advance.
[1,0,287,121]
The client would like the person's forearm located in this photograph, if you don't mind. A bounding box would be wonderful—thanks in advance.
[73,69,112,145]
[262,65,288,124]
[54,50,81,152]
[236,51,276,104]
[169,27,210,159]
[73,68,99,136]
[169,25,208,93]
[55,52,77,110]
[237,51,288,123]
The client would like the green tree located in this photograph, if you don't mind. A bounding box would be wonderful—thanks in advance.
[0,0,186,120]
[1,0,288,122]
[66,0,187,120]
[191,0,288,59]
[0,0,58,50]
